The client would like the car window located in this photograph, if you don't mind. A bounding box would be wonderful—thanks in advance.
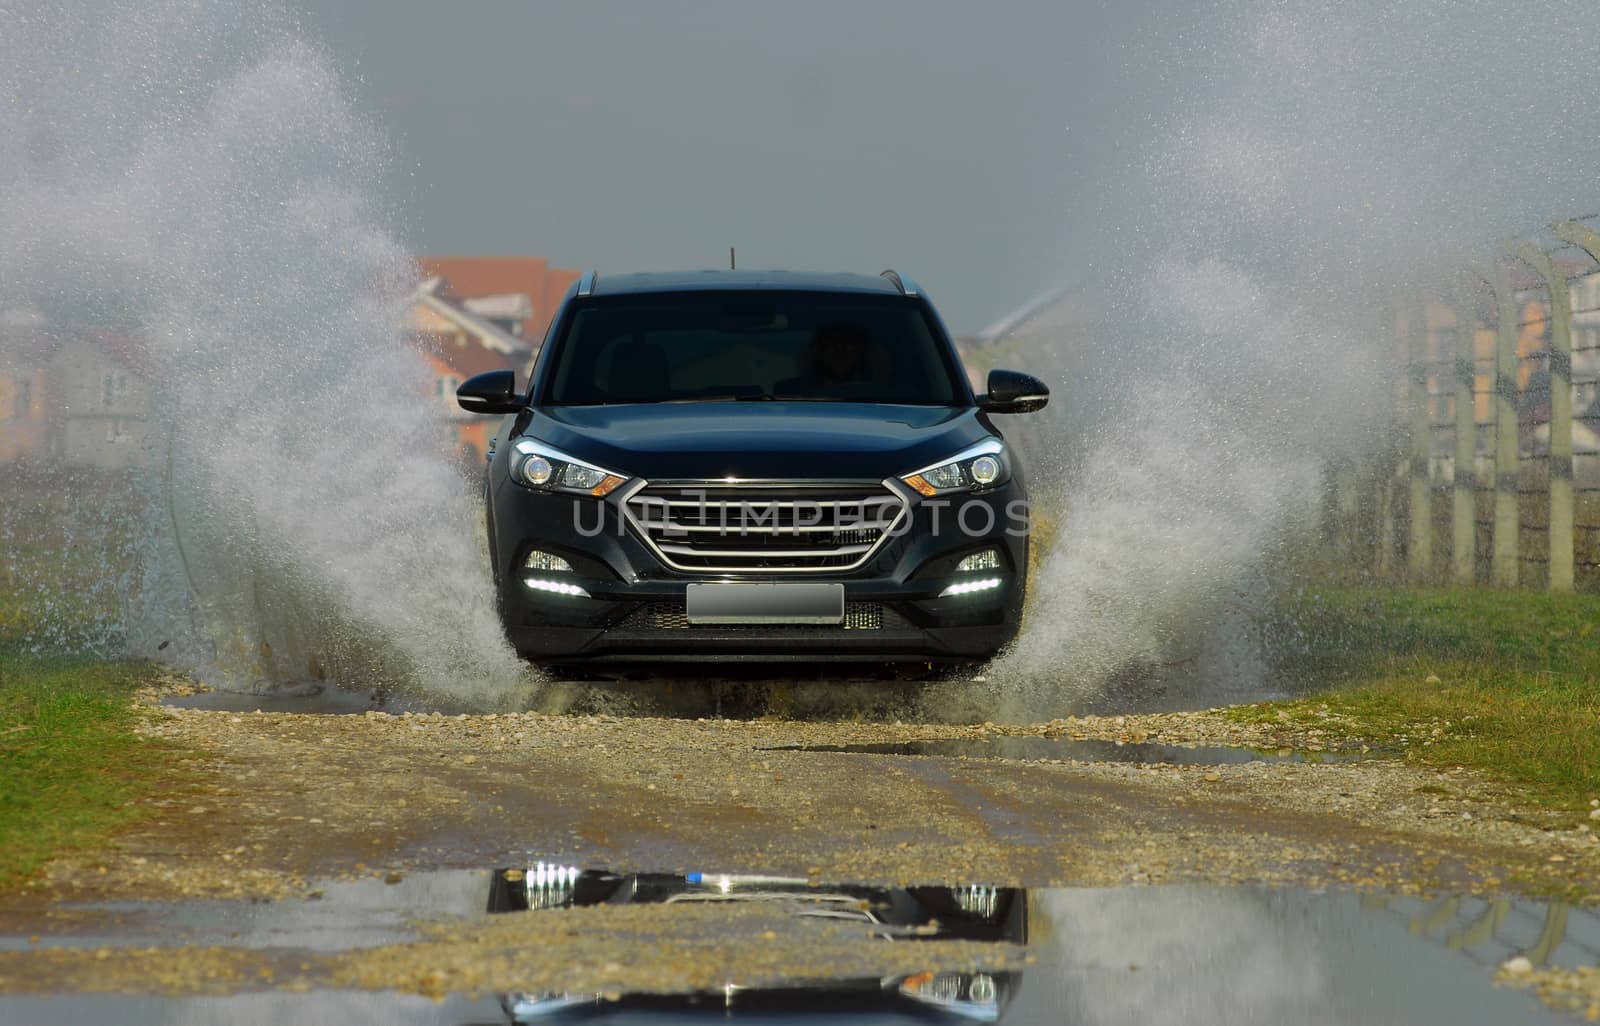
[544,291,963,405]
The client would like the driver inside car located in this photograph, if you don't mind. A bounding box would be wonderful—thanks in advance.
[777,321,889,395]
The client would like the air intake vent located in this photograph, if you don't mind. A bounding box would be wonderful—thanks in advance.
[635,602,884,631]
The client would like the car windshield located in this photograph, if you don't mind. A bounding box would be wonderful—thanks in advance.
[542,291,966,406]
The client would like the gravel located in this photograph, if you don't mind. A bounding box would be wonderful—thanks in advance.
[0,676,1594,1003]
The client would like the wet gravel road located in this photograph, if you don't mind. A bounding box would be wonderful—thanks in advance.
[1,679,1598,1022]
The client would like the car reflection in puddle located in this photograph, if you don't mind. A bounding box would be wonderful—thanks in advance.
[484,867,1598,1025]
[490,867,1025,1023]
[4,869,1596,1024]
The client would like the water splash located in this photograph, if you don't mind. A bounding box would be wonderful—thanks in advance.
[991,0,1600,715]
[0,1,528,704]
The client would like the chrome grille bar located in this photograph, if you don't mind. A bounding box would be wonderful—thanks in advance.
[656,542,876,558]
[652,522,864,534]
[622,480,908,573]
[640,496,901,508]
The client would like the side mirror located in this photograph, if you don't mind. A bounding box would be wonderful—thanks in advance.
[456,370,521,415]
[980,369,1049,414]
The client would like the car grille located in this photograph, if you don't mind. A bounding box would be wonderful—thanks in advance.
[622,482,907,573]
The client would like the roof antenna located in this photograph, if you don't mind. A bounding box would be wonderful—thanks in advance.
[729,246,736,271]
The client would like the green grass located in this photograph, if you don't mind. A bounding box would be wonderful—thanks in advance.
[0,650,184,886]
[1236,587,1600,813]
[1,479,195,885]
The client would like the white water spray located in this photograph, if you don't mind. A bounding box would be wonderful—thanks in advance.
[0,2,528,703]
[991,0,1600,714]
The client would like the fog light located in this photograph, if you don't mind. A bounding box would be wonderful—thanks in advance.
[955,884,1000,918]
[940,576,1001,598]
[956,549,1000,572]
[524,577,590,598]
[527,862,580,909]
[524,550,575,573]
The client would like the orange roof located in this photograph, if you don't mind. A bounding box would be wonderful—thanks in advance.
[418,256,580,340]
[420,256,549,301]
[534,268,582,340]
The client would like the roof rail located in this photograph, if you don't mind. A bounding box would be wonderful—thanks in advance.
[576,270,598,297]
[879,269,919,296]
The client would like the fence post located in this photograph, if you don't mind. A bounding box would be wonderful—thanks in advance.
[1527,903,1571,967]
[1553,221,1600,583]
[1509,241,1574,592]
[1405,309,1434,581]
[1375,458,1397,580]
[1486,263,1521,588]
[1451,302,1479,585]
[1333,460,1361,560]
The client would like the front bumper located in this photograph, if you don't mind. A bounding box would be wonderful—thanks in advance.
[489,477,1028,663]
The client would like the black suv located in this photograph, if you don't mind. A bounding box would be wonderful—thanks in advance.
[456,270,1048,665]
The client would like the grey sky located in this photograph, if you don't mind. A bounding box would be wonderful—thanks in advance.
[292,1,1176,334]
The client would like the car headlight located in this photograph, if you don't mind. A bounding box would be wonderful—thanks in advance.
[510,439,627,497]
[901,439,1008,497]
[898,972,1001,1022]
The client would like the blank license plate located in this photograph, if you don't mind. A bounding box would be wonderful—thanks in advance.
[685,583,844,625]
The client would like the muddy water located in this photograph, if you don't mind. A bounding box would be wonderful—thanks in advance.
[2,868,1593,1024]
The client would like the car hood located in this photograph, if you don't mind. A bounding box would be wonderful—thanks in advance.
[523,403,994,481]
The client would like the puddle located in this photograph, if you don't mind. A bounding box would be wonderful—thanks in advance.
[771,735,1362,765]
[0,992,505,1025]
[0,870,492,952]
[3,868,1595,1024]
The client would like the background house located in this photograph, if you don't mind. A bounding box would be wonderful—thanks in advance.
[0,333,52,464]
[417,256,580,345]
[0,326,155,470]
[2,255,581,472]
[409,256,579,465]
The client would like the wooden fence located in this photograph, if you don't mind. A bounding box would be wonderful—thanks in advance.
[1331,218,1600,591]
